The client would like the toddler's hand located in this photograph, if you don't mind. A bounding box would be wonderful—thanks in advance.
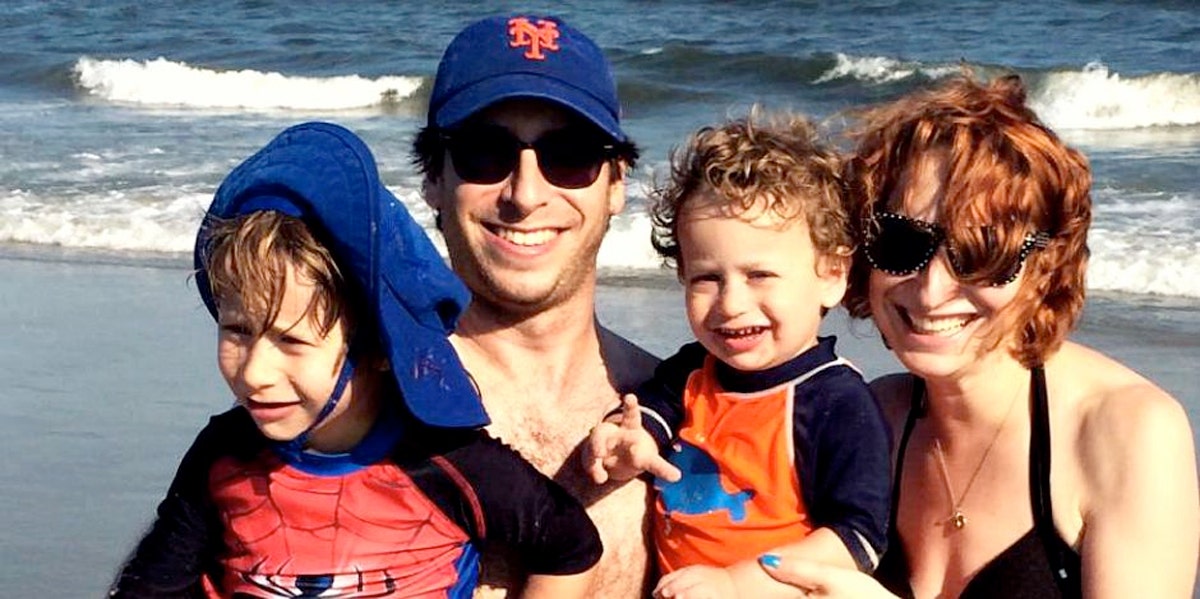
[583,394,681,484]
[653,564,735,599]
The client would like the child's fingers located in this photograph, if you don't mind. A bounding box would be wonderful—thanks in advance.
[652,565,685,596]
[584,454,610,484]
[653,567,712,599]
[619,393,644,430]
[643,453,683,482]
[583,424,618,484]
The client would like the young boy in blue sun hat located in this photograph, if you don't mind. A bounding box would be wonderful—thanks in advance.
[108,121,600,598]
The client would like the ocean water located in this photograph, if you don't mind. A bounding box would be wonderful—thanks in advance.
[1,1,1198,596]
[3,0,1199,297]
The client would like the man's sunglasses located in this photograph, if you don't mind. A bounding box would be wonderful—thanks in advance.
[441,125,616,189]
[862,211,1051,286]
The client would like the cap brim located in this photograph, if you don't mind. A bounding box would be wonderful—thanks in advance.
[434,72,626,142]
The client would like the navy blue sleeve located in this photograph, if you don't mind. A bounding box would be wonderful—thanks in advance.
[793,367,892,573]
[108,410,253,598]
[402,429,602,575]
[632,341,707,449]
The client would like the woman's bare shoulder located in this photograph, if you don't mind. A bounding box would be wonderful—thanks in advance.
[1049,341,1193,496]
[1050,341,1182,423]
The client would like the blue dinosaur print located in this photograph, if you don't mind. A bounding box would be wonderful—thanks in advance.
[655,441,754,522]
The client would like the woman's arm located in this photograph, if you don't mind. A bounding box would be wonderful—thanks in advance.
[758,554,899,599]
[651,529,854,599]
[1078,380,1199,598]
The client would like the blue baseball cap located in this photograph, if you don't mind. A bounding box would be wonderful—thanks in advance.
[194,121,489,429]
[428,14,627,141]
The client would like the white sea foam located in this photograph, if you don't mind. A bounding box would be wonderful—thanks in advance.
[599,209,663,270]
[72,56,423,111]
[1088,227,1200,298]
[4,182,1197,298]
[1030,62,1200,130]
[814,53,959,85]
[815,56,1200,132]
[1083,188,1200,297]
[0,188,208,252]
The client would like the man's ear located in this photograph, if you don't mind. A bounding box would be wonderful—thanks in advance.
[607,161,627,216]
[421,178,443,211]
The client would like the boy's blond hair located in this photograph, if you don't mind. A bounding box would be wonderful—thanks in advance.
[650,108,853,273]
[201,211,355,339]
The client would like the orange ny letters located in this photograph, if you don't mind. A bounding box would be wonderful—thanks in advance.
[508,17,560,60]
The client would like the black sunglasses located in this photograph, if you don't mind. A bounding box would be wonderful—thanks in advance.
[863,211,1051,286]
[441,124,616,189]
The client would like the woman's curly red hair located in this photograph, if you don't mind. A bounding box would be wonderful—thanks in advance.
[843,74,1092,367]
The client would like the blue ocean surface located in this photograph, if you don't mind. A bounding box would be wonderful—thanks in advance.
[1,1,1197,596]
[2,0,1198,296]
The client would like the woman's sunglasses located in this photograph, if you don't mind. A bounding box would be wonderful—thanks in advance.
[863,211,1051,286]
[441,124,615,189]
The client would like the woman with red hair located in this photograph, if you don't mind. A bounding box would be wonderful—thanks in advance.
[760,75,1198,598]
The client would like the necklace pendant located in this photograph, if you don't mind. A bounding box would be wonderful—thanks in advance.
[950,510,967,529]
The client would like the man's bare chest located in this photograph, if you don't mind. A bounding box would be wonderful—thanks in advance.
[484,393,612,479]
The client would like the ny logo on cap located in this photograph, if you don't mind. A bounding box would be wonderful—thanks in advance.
[508,17,560,60]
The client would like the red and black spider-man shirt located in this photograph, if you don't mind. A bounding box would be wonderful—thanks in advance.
[108,406,600,598]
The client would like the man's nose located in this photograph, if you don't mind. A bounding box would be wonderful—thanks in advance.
[504,147,551,216]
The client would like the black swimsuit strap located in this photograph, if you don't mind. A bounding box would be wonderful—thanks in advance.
[888,377,927,539]
[1029,365,1053,529]
[1028,365,1081,597]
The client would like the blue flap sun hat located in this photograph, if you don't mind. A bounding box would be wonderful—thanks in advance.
[195,122,489,433]
[429,14,627,142]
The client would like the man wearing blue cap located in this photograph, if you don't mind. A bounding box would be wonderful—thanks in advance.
[110,122,602,598]
[413,14,659,598]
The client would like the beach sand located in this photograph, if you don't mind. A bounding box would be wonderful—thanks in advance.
[2,251,1197,597]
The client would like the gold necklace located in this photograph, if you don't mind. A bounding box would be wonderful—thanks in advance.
[931,388,1021,530]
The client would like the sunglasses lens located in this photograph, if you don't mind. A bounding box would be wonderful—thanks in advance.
[447,126,518,184]
[867,216,940,275]
[535,129,609,189]
[946,227,1028,286]
[445,126,611,189]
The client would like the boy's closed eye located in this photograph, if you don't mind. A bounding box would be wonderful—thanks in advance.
[218,317,319,350]
[219,322,254,338]
[275,331,318,349]
[688,272,722,283]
